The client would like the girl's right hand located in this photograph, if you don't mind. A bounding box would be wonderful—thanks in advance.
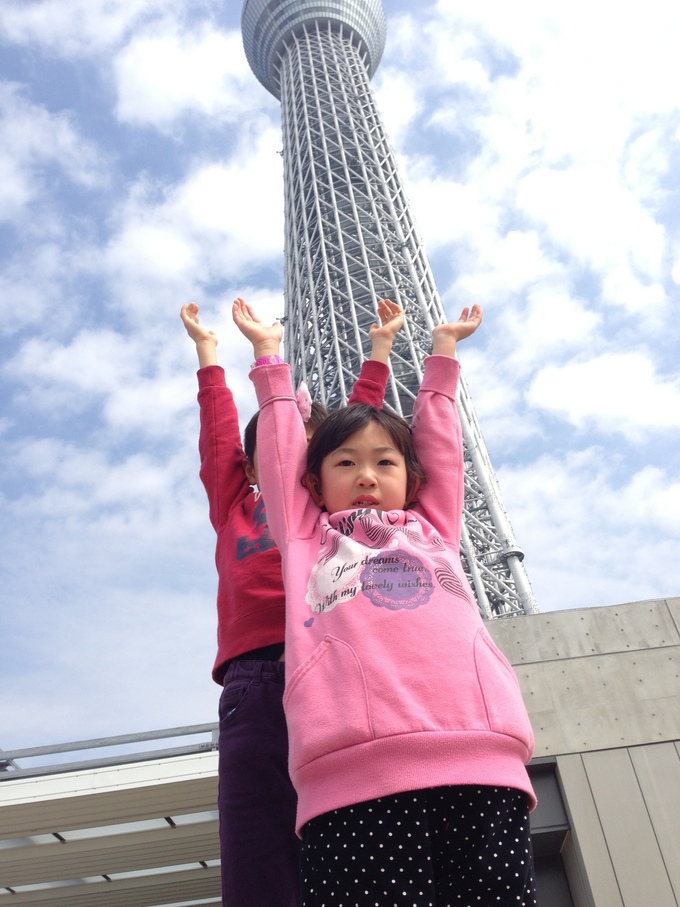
[180,303,218,346]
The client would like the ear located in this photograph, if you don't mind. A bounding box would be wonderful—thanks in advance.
[405,476,422,507]
[242,457,257,487]
[304,473,323,507]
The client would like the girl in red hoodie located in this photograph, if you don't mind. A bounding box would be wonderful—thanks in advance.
[181,299,403,907]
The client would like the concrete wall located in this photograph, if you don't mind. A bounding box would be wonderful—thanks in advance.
[489,598,680,907]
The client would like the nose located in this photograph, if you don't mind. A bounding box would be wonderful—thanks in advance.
[356,468,377,487]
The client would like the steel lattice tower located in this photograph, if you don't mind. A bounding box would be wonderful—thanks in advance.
[241,0,537,617]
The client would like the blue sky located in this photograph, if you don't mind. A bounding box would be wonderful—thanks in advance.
[1,0,679,751]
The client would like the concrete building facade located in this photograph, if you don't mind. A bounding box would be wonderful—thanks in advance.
[489,596,680,906]
[2,597,679,905]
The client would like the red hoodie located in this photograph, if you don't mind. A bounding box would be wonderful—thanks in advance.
[197,360,390,682]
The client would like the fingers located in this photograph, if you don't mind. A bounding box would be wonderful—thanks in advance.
[180,302,199,323]
[232,297,261,325]
[457,304,482,324]
[232,297,251,324]
[378,298,399,319]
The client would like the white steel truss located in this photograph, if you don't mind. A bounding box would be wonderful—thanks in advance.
[242,1,536,617]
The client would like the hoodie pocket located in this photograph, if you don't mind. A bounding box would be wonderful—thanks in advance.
[474,626,534,755]
[283,635,374,769]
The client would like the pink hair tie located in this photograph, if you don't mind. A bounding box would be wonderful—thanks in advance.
[296,381,313,422]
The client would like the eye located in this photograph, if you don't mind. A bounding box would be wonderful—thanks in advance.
[378,458,396,467]
[336,458,354,467]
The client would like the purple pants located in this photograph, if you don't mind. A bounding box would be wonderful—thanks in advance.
[218,659,300,907]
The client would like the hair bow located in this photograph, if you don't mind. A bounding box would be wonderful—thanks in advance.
[296,381,313,422]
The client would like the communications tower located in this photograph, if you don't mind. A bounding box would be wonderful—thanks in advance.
[241,0,537,617]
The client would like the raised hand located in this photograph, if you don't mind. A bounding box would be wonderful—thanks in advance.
[232,297,283,360]
[181,302,219,367]
[432,304,483,357]
[369,298,404,341]
[181,302,218,345]
[368,298,404,363]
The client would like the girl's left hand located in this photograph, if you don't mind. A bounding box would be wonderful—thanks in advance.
[433,304,483,343]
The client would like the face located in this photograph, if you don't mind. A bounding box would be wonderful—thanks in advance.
[245,422,316,488]
[310,421,409,515]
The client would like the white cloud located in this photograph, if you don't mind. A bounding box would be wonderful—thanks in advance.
[113,25,260,127]
[0,0,180,56]
[6,438,177,508]
[497,448,680,612]
[382,1,678,331]
[672,242,680,286]
[374,71,422,148]
[395,170,498,254]
[12,329,137,393]
[1,469,218,744]
[485,286,602,379]
[622,466,680,533]
[527,351,680,434]
[7,325,218,448]
[622,126,674,204]
[104,130,285,308]
[108,218,198,286]
[516,166,667,313]
[0,83,105,222]
[449,229,566,308]
[0,244,76,333]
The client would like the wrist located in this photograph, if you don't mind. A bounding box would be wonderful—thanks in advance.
[431,338,457,358]
[195,337,218,367]
[195,336,217,349]
[369,337,392,364]
[252,341,282,360]
[431,325,459,358]
[252,354,284,368]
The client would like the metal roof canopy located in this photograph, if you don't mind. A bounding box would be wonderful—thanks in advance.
[0,725,566,905]
[0,726,221,907]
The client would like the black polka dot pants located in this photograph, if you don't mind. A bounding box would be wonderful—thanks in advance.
[300,785,537,907]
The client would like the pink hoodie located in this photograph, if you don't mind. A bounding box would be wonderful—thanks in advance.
[251,355,536,834]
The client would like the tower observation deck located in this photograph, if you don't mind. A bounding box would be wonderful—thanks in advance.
[241,0,537,617]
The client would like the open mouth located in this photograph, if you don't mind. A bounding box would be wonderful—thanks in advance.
[352,496,378,507]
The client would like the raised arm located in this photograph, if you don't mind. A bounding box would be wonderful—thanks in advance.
[348,299,404,408]
[234,298,317,549]
[411,305,483,546]
[181,302,251,532]
[180,302,219,368]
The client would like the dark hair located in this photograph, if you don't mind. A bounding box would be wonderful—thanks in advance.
[243,401,328,464]
[304,404,426,504]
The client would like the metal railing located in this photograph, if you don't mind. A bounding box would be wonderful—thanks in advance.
[0,724,219,781]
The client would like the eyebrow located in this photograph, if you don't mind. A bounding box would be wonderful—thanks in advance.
[332,445,398,455]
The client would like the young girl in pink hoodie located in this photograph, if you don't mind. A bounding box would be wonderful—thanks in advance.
[235,297,537,907]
